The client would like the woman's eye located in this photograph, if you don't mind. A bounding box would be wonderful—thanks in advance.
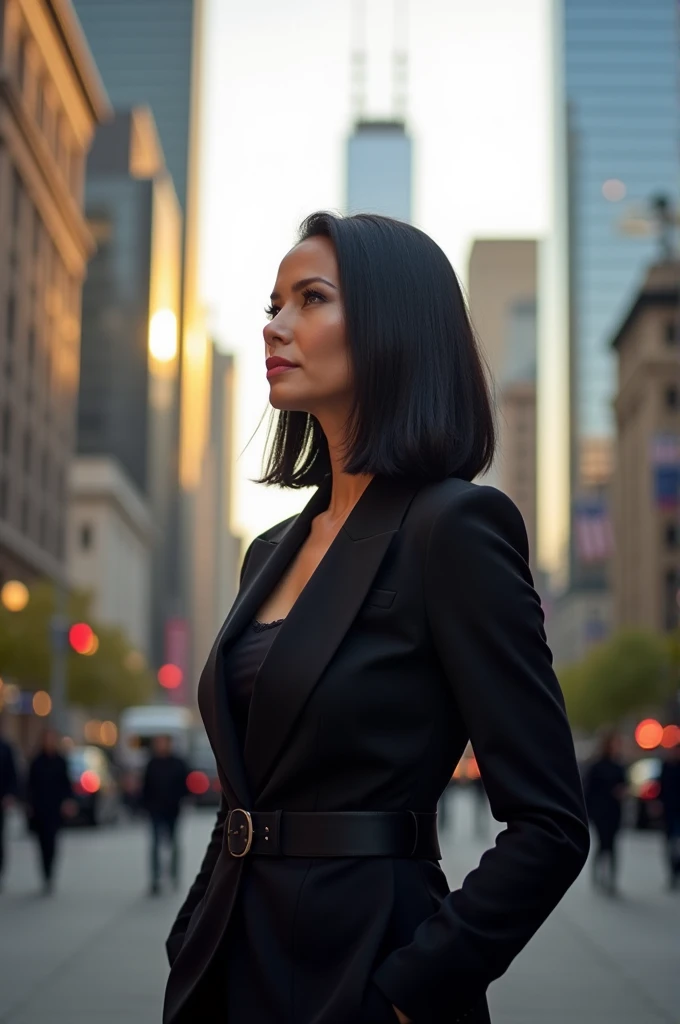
[264,304,279,320]
[302,288,325,307]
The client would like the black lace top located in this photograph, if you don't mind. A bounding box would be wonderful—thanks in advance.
[222,620,284,751]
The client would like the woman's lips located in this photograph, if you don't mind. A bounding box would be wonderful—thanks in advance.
[266,364,298,379]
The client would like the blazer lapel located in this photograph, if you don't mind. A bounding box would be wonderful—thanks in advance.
[197,478,333,808]
[244,475,420,801]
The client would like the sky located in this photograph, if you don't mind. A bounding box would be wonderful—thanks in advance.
[198,0,552,544]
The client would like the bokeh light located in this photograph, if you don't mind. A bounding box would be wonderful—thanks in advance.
[84,719,102,744]
[100,721,118,746]
[69,623,94,654]
[149,308,178,362]
[602,178,626,201]
[33,691,52,717]
[661,724,680,749]
[158,663,183,689]
[186,770,209,795]
[1,580,30,612]
[80,770,100,794]
[635,718,663,750]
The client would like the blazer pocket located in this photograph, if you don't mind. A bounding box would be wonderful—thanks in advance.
[365,588,396,609]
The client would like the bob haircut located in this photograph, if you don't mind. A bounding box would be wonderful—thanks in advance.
[259,211,496,488]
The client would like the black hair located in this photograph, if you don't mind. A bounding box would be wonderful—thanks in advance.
[259,211,496,488]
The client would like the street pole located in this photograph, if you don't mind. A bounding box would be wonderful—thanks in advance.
[49,580,69,736]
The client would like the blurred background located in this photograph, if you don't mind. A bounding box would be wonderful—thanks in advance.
[0,0,678,1022]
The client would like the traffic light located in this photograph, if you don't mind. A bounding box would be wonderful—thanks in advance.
[68,622,98,656]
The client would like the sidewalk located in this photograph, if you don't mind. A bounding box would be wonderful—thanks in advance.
[0,795,677,1023]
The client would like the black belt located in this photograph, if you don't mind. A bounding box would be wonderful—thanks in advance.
[226,808,441,859]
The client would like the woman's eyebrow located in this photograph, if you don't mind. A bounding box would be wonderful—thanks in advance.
[270,276,338,301]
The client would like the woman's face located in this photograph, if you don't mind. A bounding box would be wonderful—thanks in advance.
[263,236,351,416]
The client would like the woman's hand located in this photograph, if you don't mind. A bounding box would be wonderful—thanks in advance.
[392,1005,412,1024]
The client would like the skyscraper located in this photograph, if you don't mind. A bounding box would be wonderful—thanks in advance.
[72,0,195,212]
[346,120,413,222]
[72,0,232,685]
[75,108,182,660]
[538,0,679,587]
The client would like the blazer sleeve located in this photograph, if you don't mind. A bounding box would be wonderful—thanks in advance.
[371,485,590,1023]
[165,794,229,965]
[165,539,256,967]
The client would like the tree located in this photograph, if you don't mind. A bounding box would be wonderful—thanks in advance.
[0,581,154,713]
[557,629,672,731]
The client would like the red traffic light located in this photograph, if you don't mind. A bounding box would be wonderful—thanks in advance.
[69,622,94,654]
[158,663,183,689]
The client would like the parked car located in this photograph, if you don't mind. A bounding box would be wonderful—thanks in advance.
[627,757,664,831]
[66,745,120,826]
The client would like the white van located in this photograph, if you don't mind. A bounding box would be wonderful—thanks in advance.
[117,705,195,808]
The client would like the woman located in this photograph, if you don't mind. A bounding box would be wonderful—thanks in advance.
[164,213,590,1024]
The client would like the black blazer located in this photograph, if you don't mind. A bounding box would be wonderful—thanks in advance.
[163,475,589,1024]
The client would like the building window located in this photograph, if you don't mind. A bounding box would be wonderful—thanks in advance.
[2,406,11,457]
[666,321,678,346]
[80,523,93,550]
[664,569,679,631]
[39,510,47,547]
[20,496,29,535]
[665,385,680,411]
[666,524,679,549]
[0,477,7,519]
[6,293,16,343]
[40,450,49,489]
[23,429,32,473]
[11,168,22,228]
[27,326,35,365]
[16,33,27,91]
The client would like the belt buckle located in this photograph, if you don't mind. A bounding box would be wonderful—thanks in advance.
[227,808,253,857]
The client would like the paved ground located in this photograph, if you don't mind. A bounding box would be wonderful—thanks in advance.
[0,790,677,1024]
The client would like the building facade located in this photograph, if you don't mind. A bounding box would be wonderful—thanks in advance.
[77,107,182,663]
[538,0,679,583]
[0,0,108,587]
[346,119,412,222]
[467,240,538,566]
[612,261,680,634]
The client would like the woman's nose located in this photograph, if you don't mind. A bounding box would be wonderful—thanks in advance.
[263,315,293,348]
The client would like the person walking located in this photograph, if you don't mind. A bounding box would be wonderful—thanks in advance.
[163,212,590,1024]
[25,729,75,894]
[0,724,19,890]
[583,731,627,897]
[142,735,189,896]
[659,743,680,891]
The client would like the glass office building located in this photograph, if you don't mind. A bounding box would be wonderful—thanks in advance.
[346,120,413,222]
[538,0,679,583]
[566,0,679,457]
[73,0,196,211]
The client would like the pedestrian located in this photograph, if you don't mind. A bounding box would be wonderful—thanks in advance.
[0,721,19,890]
[659,742,680,891]
[25,728,75,894]
[142,734,189,896]
[583,731,627,897]
[163,212,590,1024]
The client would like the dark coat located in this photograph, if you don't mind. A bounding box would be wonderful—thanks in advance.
[660,760,680,817]
[583,757,626,833]
[0,737,18,801]
[164,475,589,1024]
[26,752,72,831]
[142,755,189,819]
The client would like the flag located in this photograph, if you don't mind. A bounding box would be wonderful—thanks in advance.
[650,433,680,467]
[574,499,615,563]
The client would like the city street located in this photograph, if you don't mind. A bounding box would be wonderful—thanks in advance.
[0,790,677,1024]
